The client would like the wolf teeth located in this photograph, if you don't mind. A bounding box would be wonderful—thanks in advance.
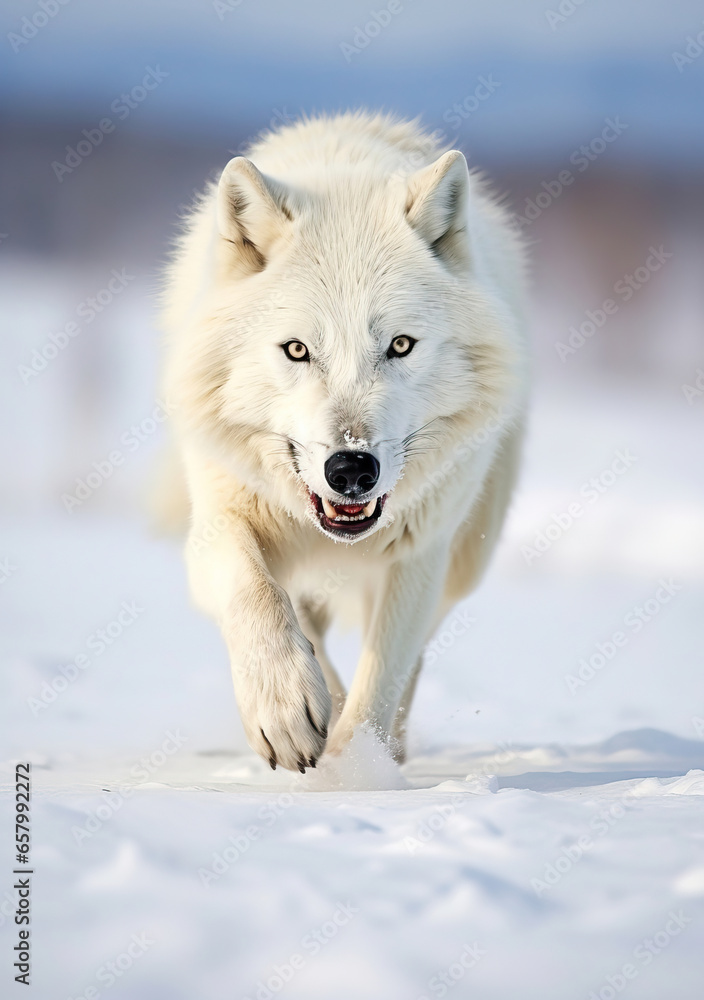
[322,497,338,519]
[320,496,378,523]
[320,497,376,521]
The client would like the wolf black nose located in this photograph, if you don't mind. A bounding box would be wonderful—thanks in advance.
[324,451,380,498]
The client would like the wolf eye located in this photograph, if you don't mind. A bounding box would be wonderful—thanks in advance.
[387,335,416,358]
[282,340,310,362]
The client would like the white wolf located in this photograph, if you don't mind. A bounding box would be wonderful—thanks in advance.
[160,111,529,773]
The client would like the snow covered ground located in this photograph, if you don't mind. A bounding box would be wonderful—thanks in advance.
[2,376,704,999]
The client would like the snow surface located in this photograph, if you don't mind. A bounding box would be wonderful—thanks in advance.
[2,381,704,1000]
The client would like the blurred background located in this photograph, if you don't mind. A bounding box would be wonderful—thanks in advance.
[1,0,703,758]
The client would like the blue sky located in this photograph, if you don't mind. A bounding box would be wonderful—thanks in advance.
[2,0,703,164]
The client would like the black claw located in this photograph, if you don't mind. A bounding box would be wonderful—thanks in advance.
[297,759,306,774]
[261,728,277,771]
[308,758,317,769]
[304,700,327,740]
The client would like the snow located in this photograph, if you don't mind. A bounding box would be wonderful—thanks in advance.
[3,741,704,1000]
[2,368,704,998]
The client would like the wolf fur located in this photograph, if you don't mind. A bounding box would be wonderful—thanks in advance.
[159,111,529,772]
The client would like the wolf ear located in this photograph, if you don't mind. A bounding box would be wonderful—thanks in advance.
[405,150,470,268]
[216,157,292,272]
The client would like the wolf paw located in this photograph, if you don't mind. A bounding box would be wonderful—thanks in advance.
[233,633,332,773]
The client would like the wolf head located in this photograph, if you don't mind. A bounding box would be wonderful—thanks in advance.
[167,135,524,545]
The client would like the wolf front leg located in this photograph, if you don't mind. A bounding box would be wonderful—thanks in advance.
[326,546,449,758]
[186,516,332,772]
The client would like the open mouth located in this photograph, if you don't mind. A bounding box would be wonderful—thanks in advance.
[311,493,385,537]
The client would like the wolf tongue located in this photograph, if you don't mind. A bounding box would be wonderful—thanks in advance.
[333,502,365,515]
[320,496,376,520]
